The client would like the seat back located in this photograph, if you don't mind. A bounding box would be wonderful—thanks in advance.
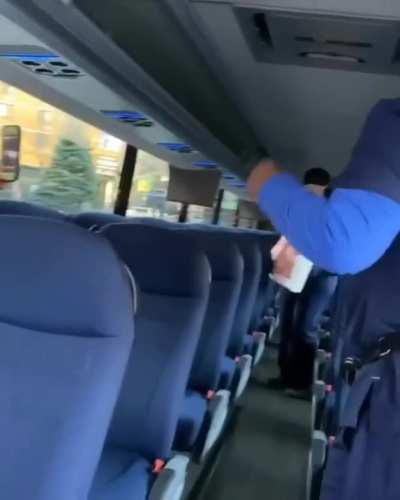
[221,230,262,357]
[71,211,125,229]
[130,216,175,228]
[100,223,210,462]
[249,231,279,331]
[0,200,66,220]
[0,216,134,500]
[184,228,244,393]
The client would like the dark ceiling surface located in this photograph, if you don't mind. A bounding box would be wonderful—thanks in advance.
[72,0,400,179]
[75,0,260,158]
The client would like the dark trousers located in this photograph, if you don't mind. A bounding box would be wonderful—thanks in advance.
[278,272,338,390]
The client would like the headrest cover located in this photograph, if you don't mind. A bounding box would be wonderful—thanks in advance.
[0,201,65,220]
[236,229,279,275]
[101,223,210,297]
[72,211,125,229]
[0,216,133,337]
[129,217,175,228]
[216,228,262,273]
[182,228,243,281]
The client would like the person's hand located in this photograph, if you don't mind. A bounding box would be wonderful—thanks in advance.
[247,159,281,201]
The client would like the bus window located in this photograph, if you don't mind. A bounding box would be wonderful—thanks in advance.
[238,217,257,229]
[187,204,213,224]
[0,82,125,213]
[127,150,180,220]
[219,190,238,227]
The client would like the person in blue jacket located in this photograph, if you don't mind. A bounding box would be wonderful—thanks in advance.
[273,167,338,397]
[247,98,400,500]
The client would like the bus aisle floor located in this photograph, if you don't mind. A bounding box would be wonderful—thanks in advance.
[198,348,310,500]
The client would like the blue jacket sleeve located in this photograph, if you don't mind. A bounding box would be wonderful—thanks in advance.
[258,173,400,274]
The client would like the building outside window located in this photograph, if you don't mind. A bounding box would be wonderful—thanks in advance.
[187,204,214,224]
[0,81,244,223]
[127,150,180,220]
[0,81,126,213]
[219,190,238,227]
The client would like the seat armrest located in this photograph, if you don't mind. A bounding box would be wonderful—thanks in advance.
[149,455,190,500]
[195,390,230,463]
[234,354,253,401]
[312,430,328,470]
[252,331,267,365]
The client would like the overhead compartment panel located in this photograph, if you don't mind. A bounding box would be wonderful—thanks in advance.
[236,8,400,75]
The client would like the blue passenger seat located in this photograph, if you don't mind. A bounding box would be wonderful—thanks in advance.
[250,232,279,327]
[173,228,244,459]
[130,216,174,227]
[246,231,279,364]
[0,200,66,220]
[218,229,262,398]
[0,216,134,500]
[91,222,210,500]
[71,211,125,230]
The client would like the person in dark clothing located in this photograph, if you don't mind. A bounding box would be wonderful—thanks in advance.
[273,168,337,396]
[247,99,400,500]
[303,167,331,186]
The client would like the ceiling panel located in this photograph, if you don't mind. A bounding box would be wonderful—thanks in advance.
[191,1,400,176]
[74,0,259,157]
[191,0,400,19]
[0,2,251,196]
[235,8,400,75]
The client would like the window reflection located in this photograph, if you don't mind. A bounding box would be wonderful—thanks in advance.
[0,81,125,213]
[127,150,180,220]
[187,204,213,224]
[219,190,238,227]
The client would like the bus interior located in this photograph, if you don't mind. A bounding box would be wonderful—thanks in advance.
[0,1,398,499]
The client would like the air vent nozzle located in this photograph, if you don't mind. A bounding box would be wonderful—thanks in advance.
[299,51,365,63]
[101,110,154,127]
[158,142,194,154]
[193,160,218,169]
[0,46,84,78]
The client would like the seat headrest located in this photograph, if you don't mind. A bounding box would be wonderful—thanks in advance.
[71,211,125,230]
[214,229,261,273]
[182,229,243,281]
[235,230,279,277]
[0,216,134,337]
[129,217,175,228]
[101,223,210,297]
[0,201,66,220]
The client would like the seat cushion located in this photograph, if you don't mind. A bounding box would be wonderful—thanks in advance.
[89,446,152,500]
[219,356,237,390]
[174,390,208,451]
